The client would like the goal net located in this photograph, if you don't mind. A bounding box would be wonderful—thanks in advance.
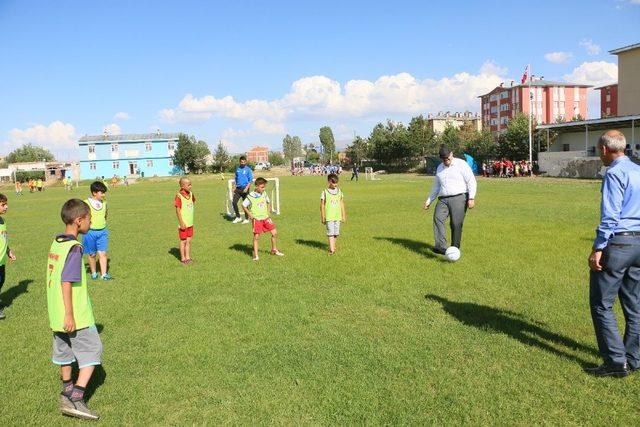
[225,177,281,216]
[365,167,380,181]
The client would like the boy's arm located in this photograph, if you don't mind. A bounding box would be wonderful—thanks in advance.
[320,199,326,224]
[61,282,75,332]
[242,204,253,220]
[176,206,186,229]
[341,199,346,223]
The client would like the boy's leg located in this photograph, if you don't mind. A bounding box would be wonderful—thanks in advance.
[97,252,108,276]
[185,236,192,261]
[270,229,278,251]
[179,238,186,261]
[329,236,336,253]
[253,234,260,258]
[87,254,97,275]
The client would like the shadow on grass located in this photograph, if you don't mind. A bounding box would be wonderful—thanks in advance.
[71,364,106,402]
[229,243,253,256]
[168,248,181,261]
[295,239,328,251]
[375,237,441,260]
[425,294,598,366]
[0,279,33,308]
[221,212,237,222]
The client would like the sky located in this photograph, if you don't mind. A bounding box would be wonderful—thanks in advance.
[1,0,639,159]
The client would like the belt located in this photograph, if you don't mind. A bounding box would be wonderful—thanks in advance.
[439,193,466,199]
[614,231,640,236]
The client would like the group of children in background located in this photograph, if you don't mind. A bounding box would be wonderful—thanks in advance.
[0,173,346,420]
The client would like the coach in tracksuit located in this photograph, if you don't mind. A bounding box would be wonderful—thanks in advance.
[231,156,253,224]
[423,146,477,254]
[586,130,640,377]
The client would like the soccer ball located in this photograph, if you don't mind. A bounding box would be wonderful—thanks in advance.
[445,246,461,262]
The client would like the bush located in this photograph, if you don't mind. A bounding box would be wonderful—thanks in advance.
[15,171,45,182]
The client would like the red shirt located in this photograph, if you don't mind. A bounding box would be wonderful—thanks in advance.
[174,189,196,208]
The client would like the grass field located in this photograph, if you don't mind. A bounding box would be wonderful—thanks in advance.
[1,174,639,424]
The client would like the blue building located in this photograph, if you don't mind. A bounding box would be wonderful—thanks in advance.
[78,132,181,179]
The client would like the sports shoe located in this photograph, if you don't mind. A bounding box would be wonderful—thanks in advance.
[584,362,629,378]
[59,394,75,413]
[271,250,285,256]
[242,219,250,224]
[90,272,99,280]
[252,256,259,261]
[0,307,6,320]
[232,217,243,224]
[60,398,100,420]
[101,274,113,280]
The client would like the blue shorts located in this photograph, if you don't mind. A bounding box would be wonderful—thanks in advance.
[82,228,109,255]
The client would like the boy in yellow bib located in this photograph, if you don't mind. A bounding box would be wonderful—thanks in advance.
[47,199,102,420]
[321,173,346,254]
[174,177,195,264]
[83,181,112,280]
[242,177,284,261]
[0,193,17,320]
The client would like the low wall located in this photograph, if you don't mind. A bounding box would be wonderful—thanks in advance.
[538,151,605,178]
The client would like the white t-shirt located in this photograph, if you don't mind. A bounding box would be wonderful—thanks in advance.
[87,197,103,210]
[242,191,270,208]
[320,188,342,200]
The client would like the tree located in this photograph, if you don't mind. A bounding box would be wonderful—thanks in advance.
[496,113,538,160]
[407,115,437,157]
[437,123,462,155]
[282,134,303,163]
[462,129,495,162]
[172,133,211,174]
[268,151,285,166]
[345,136,370,165]
[6,143,55,163]
[319,126,336,162]
[211,141,230,173]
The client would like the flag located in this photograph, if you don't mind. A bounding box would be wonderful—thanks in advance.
[521,64,529,84]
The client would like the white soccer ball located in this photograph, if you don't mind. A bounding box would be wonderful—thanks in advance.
[445,246,461,262]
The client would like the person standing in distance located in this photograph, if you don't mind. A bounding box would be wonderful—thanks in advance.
[231,156,253,224]
[586,130,640,377]
[424,146,477,254]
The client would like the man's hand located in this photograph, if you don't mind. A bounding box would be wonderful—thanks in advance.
[589,250,603,271]
[467,199,475,209]
[63,314,76,333]
[8,249,16,261]
[423,201,431,210]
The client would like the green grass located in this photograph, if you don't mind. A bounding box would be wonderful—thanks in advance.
[1,174,638,424]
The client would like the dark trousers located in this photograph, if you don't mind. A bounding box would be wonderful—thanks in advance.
[0,264,5,295]
[590,235,640,367]
[232,188,248,218]
[351,171,358,181]
[433,194,467,252]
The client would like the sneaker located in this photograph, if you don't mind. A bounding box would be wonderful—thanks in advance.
[90,272,98,280]
[584,362,629,378]
[0,307,5,320]
[242,219,250,224]
[101,274,113,280]
[252,256,259,261]
[271,250,285,256]
[232,217,243,224]
[59,394,75,413]
[61,398,100,420]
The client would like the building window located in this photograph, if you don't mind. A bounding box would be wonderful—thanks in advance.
[89,162,97,170]
[490,106,497,113]
[500,104,509,111]
[606,107,611,115]
[490,94,498,102]
[168,142,175,151]
[113,162,119,169]
[562,144,570,152]
[88,144,95,154]
[111,143,119,152]
[500,117,509,125]
[146,160,154,167]
[490,119,497,125]
[145,142,152,151]
[168,159,174,167]
[606,93,611,102]
[500,91,509,99]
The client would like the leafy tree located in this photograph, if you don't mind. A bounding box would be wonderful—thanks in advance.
[319,126,336,162]
[268,151,285,166]
[368,120,414,169]
[211,141,230,173]
[172,133,211,174]
[345,136,370,165]
[437,123,462,156]
[6,143,55,163]
[462,129,495,162]
[282,134,303,163]
[496,113,539,160]
[303,143,318,161]
[407,115,437,157]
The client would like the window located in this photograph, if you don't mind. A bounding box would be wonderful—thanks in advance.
[574,88,580,101]
[606,107,611,115]
[500,104,509,111]
[168,159,174,167]
[500,91,509,99]
[145,142,152,151]
[113,162,119,169]
[490,119,497,125]
[490,94,498,102]
[88,144,95,154]
[111,143,119,152]
[490,106,497,113]
[606,93,611,102]
[89,162,97,170]
[563,144,570,152]
[500,117,509,125]
[168,142,175,151]
[146,160,154,167]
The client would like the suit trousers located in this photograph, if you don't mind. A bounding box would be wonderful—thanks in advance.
[433,193,467,252]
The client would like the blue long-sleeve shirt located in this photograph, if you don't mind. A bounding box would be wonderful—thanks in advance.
[234,165,253,189]
[594,156,640,250]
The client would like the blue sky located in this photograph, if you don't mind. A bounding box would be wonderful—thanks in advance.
[1,0,639,159]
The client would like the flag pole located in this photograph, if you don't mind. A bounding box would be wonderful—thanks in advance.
[528,64,533,167]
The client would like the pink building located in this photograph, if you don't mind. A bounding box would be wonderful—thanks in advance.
[595,83,618,117]
[479,80,591,135]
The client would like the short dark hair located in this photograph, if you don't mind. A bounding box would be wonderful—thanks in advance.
[328,173,339,183]
[90,181,108,194]
[439,146,452,159]
[0,193,7,203]
[239,156,247,162]
[255,177,267,186]
[61,199,90,225]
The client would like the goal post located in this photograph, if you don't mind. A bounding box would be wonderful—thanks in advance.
[365,167,380,181]
[225,178,280,216]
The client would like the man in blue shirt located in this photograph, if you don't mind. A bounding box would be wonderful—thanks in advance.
[587,130,640,377]
[232,156,253,224]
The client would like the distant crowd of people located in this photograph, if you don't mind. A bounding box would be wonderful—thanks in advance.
[291,164,343,176]
[481,159,534,178]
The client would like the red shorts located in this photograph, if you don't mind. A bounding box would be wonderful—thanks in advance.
[253,218,276,234]
[178,226,194,240]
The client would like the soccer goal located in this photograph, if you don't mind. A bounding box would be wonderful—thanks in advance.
[365,167,380,181]
[225,177,281,217]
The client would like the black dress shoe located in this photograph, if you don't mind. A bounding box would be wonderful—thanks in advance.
[584,363,630,378]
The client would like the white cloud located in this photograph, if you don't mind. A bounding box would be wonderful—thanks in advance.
[159,61,507,138]
[114,111,131,120]
[579,39,601,56]
[103,123,121,135]
[544,51,573,64]
[2,121,77,153]
[563,61,618,86]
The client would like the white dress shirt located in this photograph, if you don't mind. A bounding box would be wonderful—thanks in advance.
[426,158,477,205]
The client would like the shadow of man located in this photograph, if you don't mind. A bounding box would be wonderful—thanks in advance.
[0,279,33,308]
[295,239,328,251]
[375,237,439,259]
[425,294,598,366]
